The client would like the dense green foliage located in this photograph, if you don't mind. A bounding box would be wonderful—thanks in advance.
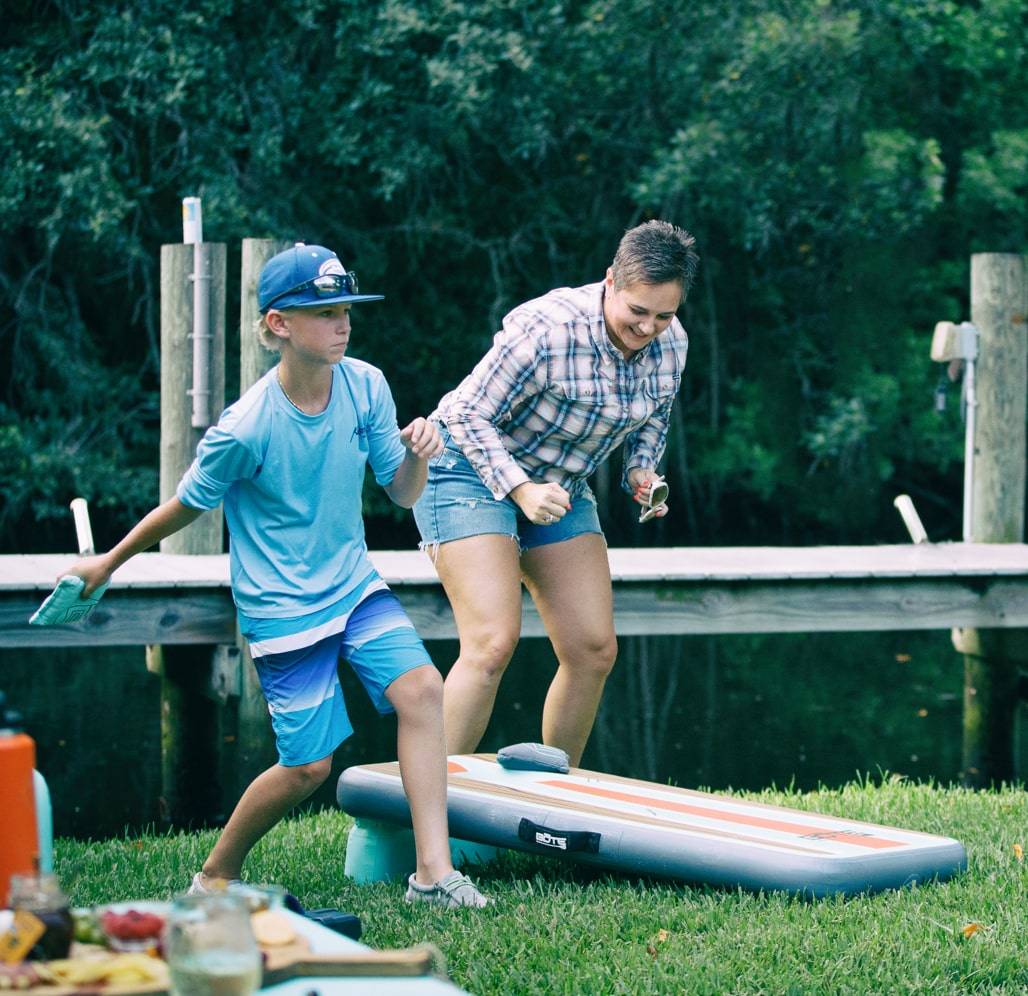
[58,781,1028,993]
[2,0,1025,551]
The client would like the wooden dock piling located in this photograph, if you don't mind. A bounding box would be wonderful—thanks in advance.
[239,238,289,392]
[154,241,227,825]
[957,253,1028,787]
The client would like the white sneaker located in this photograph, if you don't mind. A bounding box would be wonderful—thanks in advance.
[187,872,242,895]
[404,871,491,909]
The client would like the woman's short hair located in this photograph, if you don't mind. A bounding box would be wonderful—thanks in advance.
[611,220,699,294]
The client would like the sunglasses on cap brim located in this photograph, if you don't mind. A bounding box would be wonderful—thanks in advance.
[265,271,359,309]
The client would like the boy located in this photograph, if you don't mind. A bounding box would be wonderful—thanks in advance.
[63,243,489,909]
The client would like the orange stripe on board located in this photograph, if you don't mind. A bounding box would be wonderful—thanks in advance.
[540,781,904,850]
[447,761,468,773]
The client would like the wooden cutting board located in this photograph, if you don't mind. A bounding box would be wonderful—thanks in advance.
[3,943,169,996]
[11,935,441,994]
[261,935,440,984]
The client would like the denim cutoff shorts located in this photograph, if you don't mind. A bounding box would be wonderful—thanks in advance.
[413,425,603,551]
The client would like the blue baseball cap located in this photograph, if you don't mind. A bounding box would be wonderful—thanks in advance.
[258,243,384,312]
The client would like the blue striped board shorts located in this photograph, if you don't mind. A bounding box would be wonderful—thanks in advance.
[238,577,434,767]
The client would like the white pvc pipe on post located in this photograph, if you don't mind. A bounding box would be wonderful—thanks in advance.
[962,343,977,542]
[893,494,928,544]
[930,320,979,543]
[183,197,212,429]
[69,497,94,555]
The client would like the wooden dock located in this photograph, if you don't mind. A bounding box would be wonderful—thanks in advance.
[4,246,1021,820]
[3,543,1027,647]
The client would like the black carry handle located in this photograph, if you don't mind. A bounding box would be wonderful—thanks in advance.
[303,909,362,941]
[518,818,600,854]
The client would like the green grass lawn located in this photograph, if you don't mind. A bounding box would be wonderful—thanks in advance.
[56,778,1027,995]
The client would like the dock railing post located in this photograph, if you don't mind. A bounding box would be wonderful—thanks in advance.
[956,253,1028,787]
[229,239,291,798]
[153,240,227,826]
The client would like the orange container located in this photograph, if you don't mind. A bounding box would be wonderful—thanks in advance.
[0,729,39,908]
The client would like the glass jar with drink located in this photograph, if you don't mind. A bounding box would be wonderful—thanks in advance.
[165,893,261,996]
[8,873,74,961]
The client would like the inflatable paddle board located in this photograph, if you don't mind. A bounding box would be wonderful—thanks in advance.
[337,749,966,898]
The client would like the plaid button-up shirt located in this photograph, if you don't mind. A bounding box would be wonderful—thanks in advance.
[433,281,688,500]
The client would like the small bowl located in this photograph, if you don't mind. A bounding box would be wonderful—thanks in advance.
[99,906,165,952]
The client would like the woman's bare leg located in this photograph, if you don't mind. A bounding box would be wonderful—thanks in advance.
[521,533,617,766]
[429,534,523,754]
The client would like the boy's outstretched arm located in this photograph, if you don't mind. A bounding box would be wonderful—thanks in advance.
[385,418,443,508]
[63,497,204,596]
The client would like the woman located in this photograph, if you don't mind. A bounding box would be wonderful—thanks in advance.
[414,220,699,766]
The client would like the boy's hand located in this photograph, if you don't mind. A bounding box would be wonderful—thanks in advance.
[400,418,443,460]
[32,557,113,627]
[61,555,114,598]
